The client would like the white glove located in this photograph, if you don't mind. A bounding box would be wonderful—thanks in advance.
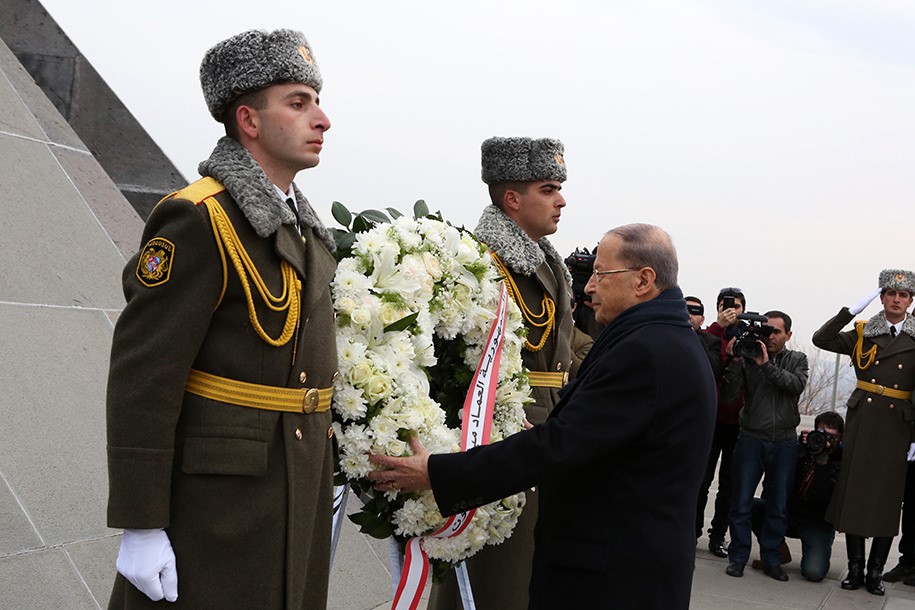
[908,443,915,462]
[849,287,882,315]
[116,528,178,602]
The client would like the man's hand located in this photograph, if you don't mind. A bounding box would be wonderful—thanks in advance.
[116,528,178,602]
[718,307,739,328]
[850,286,882,316]
[749,340,769,366]
[907,442,915,462]
[368,436,432,494]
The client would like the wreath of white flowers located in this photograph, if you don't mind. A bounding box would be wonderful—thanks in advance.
[331,213,531,566]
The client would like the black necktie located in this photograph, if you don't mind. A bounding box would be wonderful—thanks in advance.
[891,326,898,337]
[286,197,301,232]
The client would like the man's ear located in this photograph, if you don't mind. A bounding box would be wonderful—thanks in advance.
[235,105,259,140]
[634,267,657,296]
[503,189,521,212]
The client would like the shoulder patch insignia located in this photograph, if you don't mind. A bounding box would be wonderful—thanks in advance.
[136,237,175,287]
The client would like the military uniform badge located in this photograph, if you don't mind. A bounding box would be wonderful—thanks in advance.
[136,237,175,287]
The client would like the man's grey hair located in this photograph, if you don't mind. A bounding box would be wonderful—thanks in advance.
[606,223,678,291]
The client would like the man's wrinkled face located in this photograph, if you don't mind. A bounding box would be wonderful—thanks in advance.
[584,234,639,325]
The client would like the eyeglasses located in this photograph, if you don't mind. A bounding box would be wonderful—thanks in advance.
[592,268,640,283]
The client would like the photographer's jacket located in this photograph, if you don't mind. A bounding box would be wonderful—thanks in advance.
[722,349,808,441]
[814,307,915,536]
[106,137,338,609]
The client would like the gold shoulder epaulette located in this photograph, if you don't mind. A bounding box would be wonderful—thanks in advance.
[160,176,226,206]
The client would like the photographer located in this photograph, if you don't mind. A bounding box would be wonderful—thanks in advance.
[695,288,745,558]
[721,310,809,581]
[750,412,844,582]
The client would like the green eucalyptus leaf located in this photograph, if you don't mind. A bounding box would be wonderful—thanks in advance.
[386,207,404,219]
[352,215,372,233]
[384,312,419,333]
[361,209,391,224]
[331,201,353,228]
[413,199,430,218]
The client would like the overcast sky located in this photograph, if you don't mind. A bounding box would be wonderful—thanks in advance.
[41,0,915,351]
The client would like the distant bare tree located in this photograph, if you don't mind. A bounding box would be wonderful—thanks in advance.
[795,343,856,416]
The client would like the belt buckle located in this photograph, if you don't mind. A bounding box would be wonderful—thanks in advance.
[302,388,319,413]
[874,384,886,396]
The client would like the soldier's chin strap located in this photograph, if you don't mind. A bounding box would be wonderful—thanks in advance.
[853,320,877,371]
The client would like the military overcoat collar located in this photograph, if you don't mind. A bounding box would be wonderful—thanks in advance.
[198,136,336,252]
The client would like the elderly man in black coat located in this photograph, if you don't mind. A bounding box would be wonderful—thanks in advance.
[371,223,716,610]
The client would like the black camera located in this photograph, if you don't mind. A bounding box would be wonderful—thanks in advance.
[733,312,774,359]
[803,429,835,457]
[565,247,596,307]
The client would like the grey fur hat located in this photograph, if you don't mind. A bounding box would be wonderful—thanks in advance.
[481,137,566,185]
[879,269,915,293]
[200,29,322,121]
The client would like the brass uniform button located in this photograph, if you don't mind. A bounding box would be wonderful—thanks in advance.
[332,371,341,384]
[555,362,562,371]
[899,364,905,369]
[299,371,308,384]
[295,428,303,440]
[867,397,873,403]
[895,384,900,389]
[871,379,876,383]
[327,426,334,439]
[890,404,896,409]
[875,360,880,366]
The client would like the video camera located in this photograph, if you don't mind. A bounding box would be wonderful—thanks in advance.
[733,312,775,359]
[565,247,596,307]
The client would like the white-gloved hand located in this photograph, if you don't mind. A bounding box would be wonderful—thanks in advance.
[116,528,178,602]
[849,287,882,315]
[908,443,915,462]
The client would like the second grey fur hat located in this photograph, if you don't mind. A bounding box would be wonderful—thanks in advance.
[200,29,323,121]
[481,137,567,185]
[879,269,915,294]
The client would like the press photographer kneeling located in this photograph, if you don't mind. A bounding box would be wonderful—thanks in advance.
[750,412,844,582]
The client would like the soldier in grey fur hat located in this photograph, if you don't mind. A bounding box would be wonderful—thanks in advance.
[814,269,915,596]
[106,29,337,609]
[428,137,591,610]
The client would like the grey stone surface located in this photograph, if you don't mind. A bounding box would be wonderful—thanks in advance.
[0,549,100,609]
[0,135,127,308]
[0,42,46,141]
[66,536,120,607]
[51,145,143,259]
[0,32,82,149]
[0,478,43,555]
[0,0,186,222]
[0,305,113,547]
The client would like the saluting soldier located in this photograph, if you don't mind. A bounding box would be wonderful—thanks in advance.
[428,137,591,610]
[813,269,915,597]
[105,30,338,609]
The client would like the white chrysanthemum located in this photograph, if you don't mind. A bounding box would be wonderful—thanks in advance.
[332,216,532,565]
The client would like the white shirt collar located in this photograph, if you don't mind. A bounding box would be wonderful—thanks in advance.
[274,184,296,209]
